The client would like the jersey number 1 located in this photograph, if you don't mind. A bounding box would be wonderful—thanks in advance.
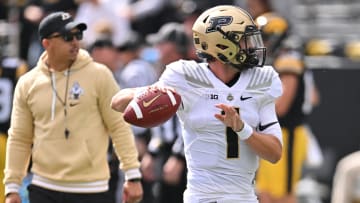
[222,108,240,159]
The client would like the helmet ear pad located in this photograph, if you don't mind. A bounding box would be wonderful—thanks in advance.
[235,49,261,68]
[217,53,229,63]
[238,49,260,65]
[236,50,247,64]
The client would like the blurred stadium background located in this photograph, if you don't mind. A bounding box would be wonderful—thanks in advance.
[1,0,360,203]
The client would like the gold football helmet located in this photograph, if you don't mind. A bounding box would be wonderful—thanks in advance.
[255,12,289,63]
[192,5,266,70]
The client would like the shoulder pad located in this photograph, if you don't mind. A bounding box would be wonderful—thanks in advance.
[167,60,214,88]
[274,51,304,75]
[246,66,282,99]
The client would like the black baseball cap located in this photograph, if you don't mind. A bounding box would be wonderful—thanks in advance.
[38,11,87,40]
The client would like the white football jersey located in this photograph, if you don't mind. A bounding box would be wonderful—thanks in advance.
[158,60,282,199]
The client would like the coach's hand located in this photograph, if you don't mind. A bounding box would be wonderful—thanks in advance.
[5,193,21,203]
[122,180,143,203]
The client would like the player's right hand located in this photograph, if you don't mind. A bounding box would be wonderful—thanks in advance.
[214,103,244,132]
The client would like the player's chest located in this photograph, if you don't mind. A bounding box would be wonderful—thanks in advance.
[182,88,260,130]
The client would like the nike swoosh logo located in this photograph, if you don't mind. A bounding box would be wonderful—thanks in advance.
[258,121,278,131]
[240,96,252,101]
[69,103,79,107]
[142,94,161,108]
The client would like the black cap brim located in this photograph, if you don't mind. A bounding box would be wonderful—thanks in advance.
[63,22,87,33]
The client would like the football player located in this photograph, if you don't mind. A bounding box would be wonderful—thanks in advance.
[248,1,322,203]
[0,31,28,202]
[111,5,283,203]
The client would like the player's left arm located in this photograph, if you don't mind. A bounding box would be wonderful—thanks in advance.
[215,68,283,163]
[245,131,282,163]
[244,99,283,164]
[247,67,284,163]
[215,103,282,163]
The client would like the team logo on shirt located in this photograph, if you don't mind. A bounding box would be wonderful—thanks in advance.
[258,121,278,131]
[240,95,252,101]
[69,81,83,107]
[227,93,234,101]
[204,93,219,100]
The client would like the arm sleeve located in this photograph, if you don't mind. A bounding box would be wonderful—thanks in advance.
[96,65,141,179]
[257,99,282,144]
[158,60,188,96]
[4,76,34,194]
[257,70,283,143]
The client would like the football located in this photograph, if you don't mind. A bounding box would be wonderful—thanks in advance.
[123,89,182,128]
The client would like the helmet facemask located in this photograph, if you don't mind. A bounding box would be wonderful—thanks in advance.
[216,24,266,70]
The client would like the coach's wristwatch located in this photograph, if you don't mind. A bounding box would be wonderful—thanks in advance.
[128,178,142,182]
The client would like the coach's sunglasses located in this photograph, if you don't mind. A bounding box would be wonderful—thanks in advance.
[48,31,83,42]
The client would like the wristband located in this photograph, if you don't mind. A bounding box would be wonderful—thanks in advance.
[124,168,142,181]
[236,122,253,140]
[5,183,20,196]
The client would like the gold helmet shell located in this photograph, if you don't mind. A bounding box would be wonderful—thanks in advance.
[192,5,266,69]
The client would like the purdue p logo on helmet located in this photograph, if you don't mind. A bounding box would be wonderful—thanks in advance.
[192,5,266,70]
